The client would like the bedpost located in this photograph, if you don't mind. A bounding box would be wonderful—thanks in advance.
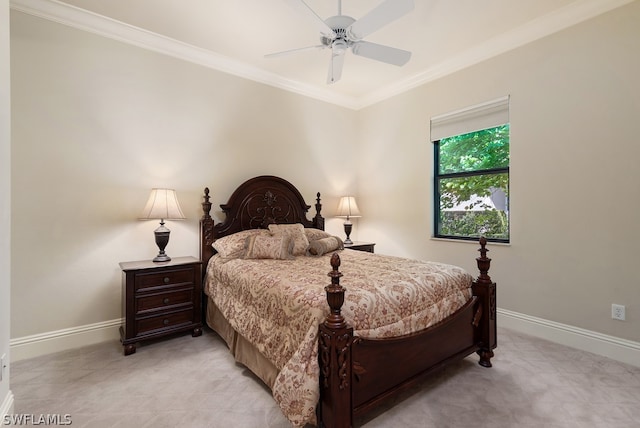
[200,187,215,266]
[318,253,353,428]
[471,237,497,367]
[314,192,325,231]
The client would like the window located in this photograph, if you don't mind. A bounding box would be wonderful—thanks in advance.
[431,97,510,243]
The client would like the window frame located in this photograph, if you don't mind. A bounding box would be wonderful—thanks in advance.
[433,129,510,244]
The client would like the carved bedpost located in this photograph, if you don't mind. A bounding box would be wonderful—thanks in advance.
[318,253,353,428]
[200,187,215,266]
[471,237,497,368]
[314,192,325,231]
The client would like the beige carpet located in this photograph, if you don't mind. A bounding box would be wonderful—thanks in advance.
[10,327,640,427]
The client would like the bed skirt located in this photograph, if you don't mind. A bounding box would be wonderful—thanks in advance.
[206,296,280,390]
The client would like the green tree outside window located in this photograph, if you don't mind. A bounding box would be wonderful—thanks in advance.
[434,124,509,242]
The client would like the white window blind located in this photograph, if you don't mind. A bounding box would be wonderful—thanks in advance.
[430,95,510,141]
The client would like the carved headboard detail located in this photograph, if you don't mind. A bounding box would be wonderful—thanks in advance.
[199,175,324,265]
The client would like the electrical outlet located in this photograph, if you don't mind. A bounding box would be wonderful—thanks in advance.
[612,304,626,321]
[0,353,6,382]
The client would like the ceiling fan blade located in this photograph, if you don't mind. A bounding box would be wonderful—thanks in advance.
[352,41,411,66]
[265,45,325,58]
[347,0,414,40]
[327,51,345,84]
[284,0,335,37]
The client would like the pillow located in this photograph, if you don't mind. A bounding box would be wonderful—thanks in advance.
[268,223,310,256]
[304,227,332,242]
[212,229,269,258]
[244,234,293,260]
[306,236,344,257]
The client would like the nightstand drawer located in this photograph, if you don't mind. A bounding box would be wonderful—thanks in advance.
[136,288,194,314]
[134,267,195,292]
[120,256,203,355]
[136,308,194,335]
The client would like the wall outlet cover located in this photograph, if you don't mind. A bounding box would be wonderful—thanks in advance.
[612,304,626,321]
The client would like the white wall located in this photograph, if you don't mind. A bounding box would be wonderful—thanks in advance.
[10,11,356,342]
[357,2,640,343]
[9,1,640,362]
[1,0,13,416]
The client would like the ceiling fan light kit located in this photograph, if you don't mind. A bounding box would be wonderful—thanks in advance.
[267,0,415,84]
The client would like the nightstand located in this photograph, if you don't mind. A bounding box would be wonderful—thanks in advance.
[119,256,203,355]
[344,241,376,253]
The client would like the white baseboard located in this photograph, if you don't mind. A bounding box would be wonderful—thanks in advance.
[8,311,640,369]
[10,319,122,361]
[498,308,640,368]
[1,390,14,421]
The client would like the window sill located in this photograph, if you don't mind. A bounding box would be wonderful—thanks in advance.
[430,237,511,246]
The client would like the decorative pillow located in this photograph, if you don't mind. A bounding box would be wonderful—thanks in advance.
[304,227,332,242]
[268,223,310,256]
[306,236,344,257]
[212,229,269,258]
[244,234,293,260]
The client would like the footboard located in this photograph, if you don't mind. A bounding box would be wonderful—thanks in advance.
[318,238,497,428]
[351,297,478,416]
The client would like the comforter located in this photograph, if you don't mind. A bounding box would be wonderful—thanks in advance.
[204,249,473,426]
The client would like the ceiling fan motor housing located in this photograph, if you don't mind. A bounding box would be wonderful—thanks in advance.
[321,15,357,48]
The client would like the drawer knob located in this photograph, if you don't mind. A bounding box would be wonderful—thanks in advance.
[163,298,170,304]
[163,277,170,284]
[163,319,170,325]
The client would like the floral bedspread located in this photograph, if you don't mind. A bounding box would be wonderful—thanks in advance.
[204,250,473,426]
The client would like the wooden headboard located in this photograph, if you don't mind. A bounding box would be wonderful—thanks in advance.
[199,175,325,265]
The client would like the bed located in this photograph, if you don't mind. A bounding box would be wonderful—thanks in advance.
[199,175,497,428]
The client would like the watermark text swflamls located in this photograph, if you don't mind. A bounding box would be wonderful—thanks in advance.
[2,414,72,426]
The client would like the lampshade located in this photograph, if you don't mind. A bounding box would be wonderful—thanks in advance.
[336,196,361,219]
[139,188,186,220]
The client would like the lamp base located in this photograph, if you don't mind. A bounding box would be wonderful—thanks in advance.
[153,253,171,263]
[343,221,353,245]
[153,223,171,263]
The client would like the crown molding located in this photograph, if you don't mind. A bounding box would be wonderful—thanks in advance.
[9,0,360,109]
[10,0,635,111]
[356,0,636,109]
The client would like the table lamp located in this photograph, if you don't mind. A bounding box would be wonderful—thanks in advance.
[139,188,186,262]
[336,196,361,245]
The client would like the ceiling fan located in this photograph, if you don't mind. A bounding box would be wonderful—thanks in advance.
[266,0,415,84]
